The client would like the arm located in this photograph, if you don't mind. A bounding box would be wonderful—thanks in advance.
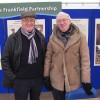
[80,33,90,83]
[44,36,53,90]
[80,33,93,95]
[44,36,53,77]
[1,36,16,81]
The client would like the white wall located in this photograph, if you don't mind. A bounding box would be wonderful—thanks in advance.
[62,3,100,9]
[0,0,100,9]
[0,0,99,3]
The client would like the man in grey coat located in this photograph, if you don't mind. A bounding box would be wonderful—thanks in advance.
[44,12,93,100]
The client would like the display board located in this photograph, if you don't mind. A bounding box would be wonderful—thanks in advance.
[62,9,100,89]
[90,10,100,89]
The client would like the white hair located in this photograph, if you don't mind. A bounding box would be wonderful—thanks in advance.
[56,12,71,20]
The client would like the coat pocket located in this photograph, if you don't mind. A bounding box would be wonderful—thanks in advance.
[69,66,81,85]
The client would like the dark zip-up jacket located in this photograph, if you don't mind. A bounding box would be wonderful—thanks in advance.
[1,28,47,88]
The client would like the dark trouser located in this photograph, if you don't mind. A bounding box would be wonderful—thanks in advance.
[13,77,43,100]
[52,87,65,100]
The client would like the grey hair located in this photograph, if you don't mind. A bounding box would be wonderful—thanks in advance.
[56,12,71,20]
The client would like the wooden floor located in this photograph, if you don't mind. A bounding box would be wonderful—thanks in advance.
[0,92,54,100]
[40,92,54,100]
[0,90,100,100]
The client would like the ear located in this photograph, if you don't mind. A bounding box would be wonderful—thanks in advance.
[69,19,71,24]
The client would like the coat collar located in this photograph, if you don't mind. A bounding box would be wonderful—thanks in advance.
[52,24,81,51]
[53,34,64,48]
[64,31,80,51]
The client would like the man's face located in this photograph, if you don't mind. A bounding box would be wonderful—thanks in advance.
[56,15,71,32]
[21,17,35,32]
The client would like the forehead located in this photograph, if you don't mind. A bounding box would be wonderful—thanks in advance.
[56,14,69,20]
[22,17,35,19]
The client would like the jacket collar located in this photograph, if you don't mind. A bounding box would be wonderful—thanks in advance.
[64,31,80,51]
[14,28,43,39]
[52,24,81,50]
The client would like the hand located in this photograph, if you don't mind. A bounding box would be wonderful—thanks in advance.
[10,74,16,88]
[44,76,52,91]
[82,83,93,95]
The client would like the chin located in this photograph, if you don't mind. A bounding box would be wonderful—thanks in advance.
[60,27,68,32]
[61,30,67,32]
[27,29,33,32]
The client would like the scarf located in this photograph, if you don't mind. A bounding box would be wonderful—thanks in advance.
[57,25,74,46]
[21,28,38,64]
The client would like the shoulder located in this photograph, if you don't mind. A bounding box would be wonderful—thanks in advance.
[8,28,21,39]
[72,23,86,38]
[47,34,54,44]
[6,33,16,43]
[79,31,86,39]
[6,29,21,44]
[35,28,45,39]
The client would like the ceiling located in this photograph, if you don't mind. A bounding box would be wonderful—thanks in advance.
[0,0,100,3]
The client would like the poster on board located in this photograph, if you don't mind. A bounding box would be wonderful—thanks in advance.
[94,19,100,66]
[52,19,89,42]
[7,19,45,37]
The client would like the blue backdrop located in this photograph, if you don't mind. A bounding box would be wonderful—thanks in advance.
[0,9,100,93]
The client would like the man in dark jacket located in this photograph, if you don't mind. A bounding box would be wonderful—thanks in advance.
[1,11,46,100]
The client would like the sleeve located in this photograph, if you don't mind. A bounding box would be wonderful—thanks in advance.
[80,33,91,83]
[1,36,16,80]
[44,36,53,76]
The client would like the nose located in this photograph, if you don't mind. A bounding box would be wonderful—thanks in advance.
[60,20,64,24]
[27,21,32,24]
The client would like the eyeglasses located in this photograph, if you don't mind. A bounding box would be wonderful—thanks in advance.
[57,18,69,24]
[22,18,35,23]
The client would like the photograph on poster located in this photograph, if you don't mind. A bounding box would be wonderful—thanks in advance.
[35,19,45,36]
[95,45,100,65]
[96,24,100,45]
[94,19,100,66]
[7,20,21,37]
[7,19,45,37]
[52,19,89,42]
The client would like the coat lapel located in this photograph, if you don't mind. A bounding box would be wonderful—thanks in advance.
[65,32,80,51]
[52,25,80,50]
[53,35,64,49]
